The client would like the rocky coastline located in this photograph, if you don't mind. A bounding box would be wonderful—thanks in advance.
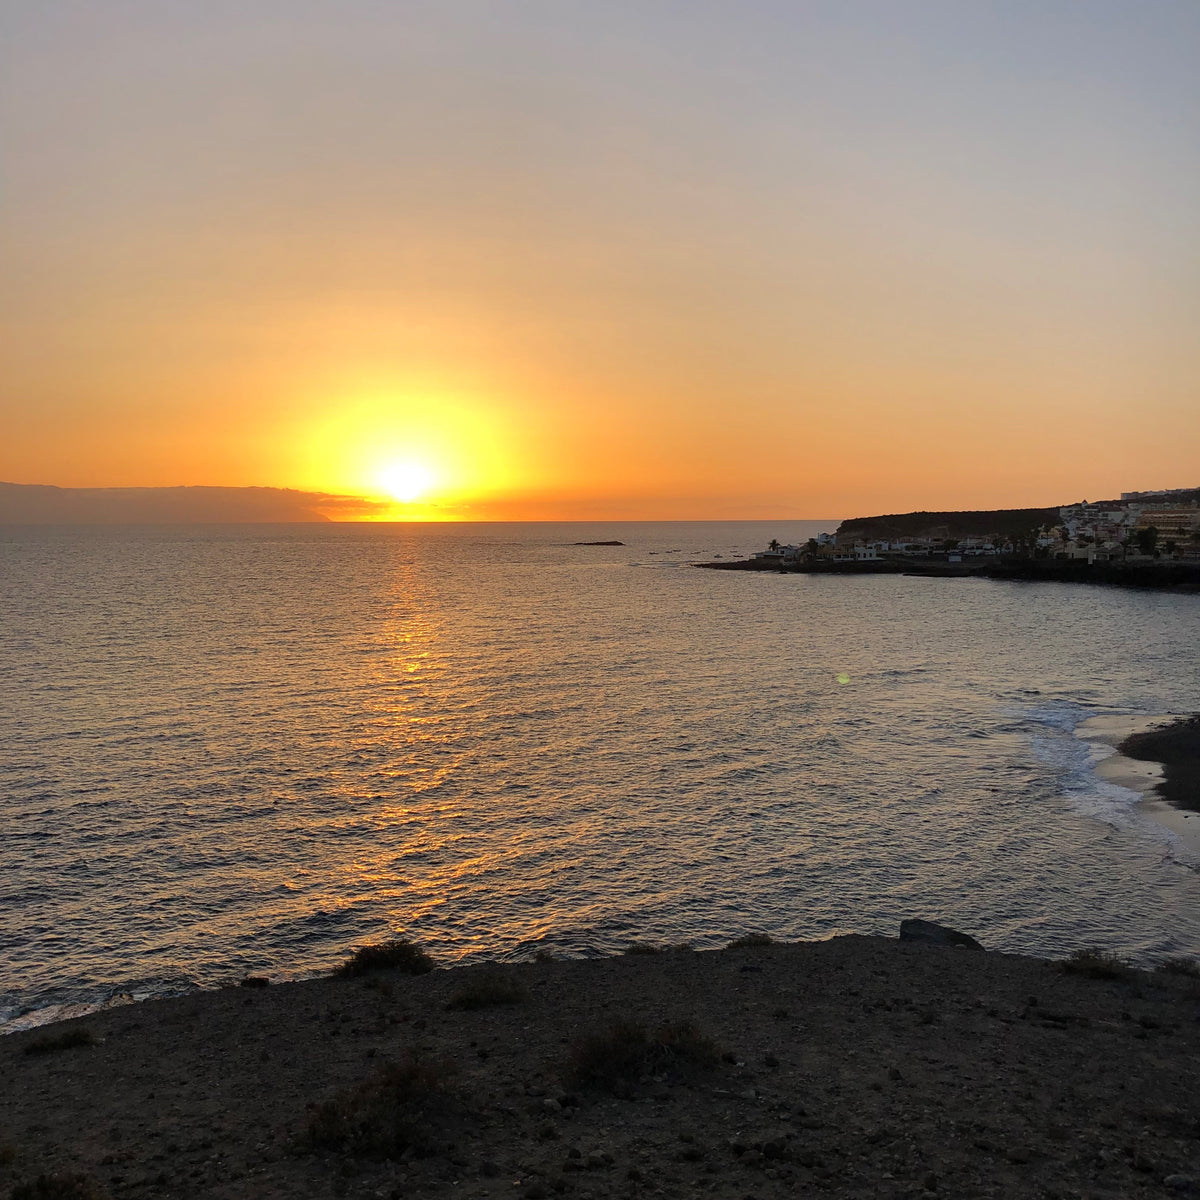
[693,556,1200,591]
[1119,716,1200,813]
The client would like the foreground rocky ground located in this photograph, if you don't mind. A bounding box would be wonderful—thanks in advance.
[3,935,1199,1199]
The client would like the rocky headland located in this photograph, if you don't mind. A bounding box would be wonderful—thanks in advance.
[1119,716,1200,813]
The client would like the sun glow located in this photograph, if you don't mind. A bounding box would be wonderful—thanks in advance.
[290,382,528,519]
[377,460,435,502]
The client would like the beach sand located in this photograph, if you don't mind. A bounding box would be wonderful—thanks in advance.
[1076,715,1200,857]
[3,937,1199,1199]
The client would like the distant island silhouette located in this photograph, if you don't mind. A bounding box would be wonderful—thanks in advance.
[0,483,385,524]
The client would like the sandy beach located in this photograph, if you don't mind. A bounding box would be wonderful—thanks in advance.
[1075,715,1200,857]
[3,936,1200,1200]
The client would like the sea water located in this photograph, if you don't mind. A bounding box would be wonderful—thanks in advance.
[2,521,1199,1029]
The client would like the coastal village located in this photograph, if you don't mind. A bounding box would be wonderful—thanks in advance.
[752,487,1200,567]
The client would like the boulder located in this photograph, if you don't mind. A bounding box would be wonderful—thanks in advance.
[899,919,984,951]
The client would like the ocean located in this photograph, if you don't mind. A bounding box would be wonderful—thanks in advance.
[2,521,1199,1030]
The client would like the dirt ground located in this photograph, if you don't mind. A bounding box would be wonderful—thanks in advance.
[3,935,1199,1199]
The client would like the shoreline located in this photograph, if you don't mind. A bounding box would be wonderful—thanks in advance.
[1075,715,1200,857]
[6,711,1197,1038]
[3,936,1200,1199]
[694,557,1200,592]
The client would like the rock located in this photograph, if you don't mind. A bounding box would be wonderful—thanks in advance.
[899,919,984,950]
[1164,1175,1198,1193]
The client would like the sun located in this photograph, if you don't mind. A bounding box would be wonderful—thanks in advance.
[377,460,436,503]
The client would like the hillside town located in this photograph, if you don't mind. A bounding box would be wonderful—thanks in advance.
[753,487,1200,566]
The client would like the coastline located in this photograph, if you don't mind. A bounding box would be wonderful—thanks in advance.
[3,936,1200,1199]
[1075,715,1200,857]
[694,557,1200,592]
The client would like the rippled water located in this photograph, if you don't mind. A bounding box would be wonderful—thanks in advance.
[2,521,1199,1028]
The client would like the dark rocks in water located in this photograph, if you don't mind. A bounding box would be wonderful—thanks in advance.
[899,919,984,951]
[1119,714,1200,812]
[573,540,625,546]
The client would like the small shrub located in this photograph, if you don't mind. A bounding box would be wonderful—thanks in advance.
[300,1051,456,1158]
[240,975,269,988]
[1062,948,1129,980]
[11,1174,108,1200]
[727,933,774,949]
[533,948,556,963]
[335,939,434,978]
[654,1020,721,1068]
[1156,956,1200,978]
[570,1019,720,1092]
[446,970,526,1011]
[22,1028,95,1056]
[623,943,661,956]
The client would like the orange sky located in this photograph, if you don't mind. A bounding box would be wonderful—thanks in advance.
[2,3,1197,519]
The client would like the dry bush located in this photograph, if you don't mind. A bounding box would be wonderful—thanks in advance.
[570,1019,720,1092]
[623,943,661,956]
[335,938,434,978]
[300,1051,457,1158]
[1156,956,1200,978]
[727,933,774,949]
[446,969,526,1011]
[22,1028,95,1056]
[1062,948,1129,980]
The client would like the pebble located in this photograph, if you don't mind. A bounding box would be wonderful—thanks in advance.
[1164,1175,1198,1193]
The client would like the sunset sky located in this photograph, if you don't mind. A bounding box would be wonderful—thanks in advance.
[2,2,1197,520]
